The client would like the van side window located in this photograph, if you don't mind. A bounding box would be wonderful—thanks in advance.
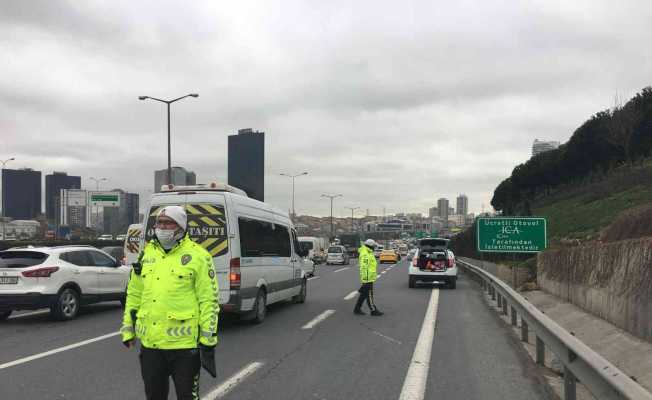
[238,218,291,258]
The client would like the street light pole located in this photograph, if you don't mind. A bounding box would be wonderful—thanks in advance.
[280,172,308,217]
[321,194,342,239]
[139,93,199,185]
[345,206,360,232]
[1,157,15,240]
[89,177,107,233]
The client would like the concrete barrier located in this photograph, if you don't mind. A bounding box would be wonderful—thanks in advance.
[538,237,652,341]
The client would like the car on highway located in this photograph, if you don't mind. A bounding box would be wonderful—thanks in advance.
[373,244,385,258]
[379,249,399,264]
[0,245,130,321]
[398,244,409,257]
[408,238,457,289]
[326,245,350,265]
[145,182,309,324]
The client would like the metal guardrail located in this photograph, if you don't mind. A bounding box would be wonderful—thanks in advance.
[458,259,652,400]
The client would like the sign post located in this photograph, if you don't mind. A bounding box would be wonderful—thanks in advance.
[477,217,547,288]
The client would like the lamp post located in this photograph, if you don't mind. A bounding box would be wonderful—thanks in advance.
[1,157,15,240]
[280,172,308,217]
[321,194,342,239]
[139,93,199,185]
[345,206,360,232]
[89,177,107,232]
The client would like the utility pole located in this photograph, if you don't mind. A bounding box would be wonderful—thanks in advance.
[139,93,199,185]
[345,206,360,232]
[321,194,342,239]
[1,157,15,240]
[280,172,308,217]
[89,177,107,233]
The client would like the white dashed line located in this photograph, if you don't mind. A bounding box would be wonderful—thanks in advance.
[8,309,50,319]
[398,289,440,400]
[0,331,121,370]
[204,361,265,399]
[373,331,402,345]
[344,290,358,300]
[301,310,336,330]
[333,267,350,273]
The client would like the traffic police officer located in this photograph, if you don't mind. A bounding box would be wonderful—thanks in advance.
[121,205,219,400]
[354,239,384,316]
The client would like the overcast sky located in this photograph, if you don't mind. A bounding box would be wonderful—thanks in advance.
[2,1,652,217]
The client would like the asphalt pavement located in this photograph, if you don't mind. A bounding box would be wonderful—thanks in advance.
[0,260,552,400]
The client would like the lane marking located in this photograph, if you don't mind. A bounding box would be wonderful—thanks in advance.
[398,289,440,400]
[373,331,402,345]
[204,361,265,399]
[0,331,120,370]
[344,290,358,300]
[301,309,336,330]
[333,267,350,273]
[307,276,320,281]
[8,309,50,319]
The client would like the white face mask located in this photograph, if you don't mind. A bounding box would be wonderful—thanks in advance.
[155,228,182,249]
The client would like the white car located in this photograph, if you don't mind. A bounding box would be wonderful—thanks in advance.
[408,238,458,289]
[326,245,350,265]
[373,244,384,258]
[0,246,130,321]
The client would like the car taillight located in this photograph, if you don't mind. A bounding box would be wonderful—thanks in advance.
[229,258,241,290]
[446,257,455,268]
[121,256,127,266]
[22,267,59,278]
[412,257,417,267]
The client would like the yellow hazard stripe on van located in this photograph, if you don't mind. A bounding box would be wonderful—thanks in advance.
[208,240,228,257]
[185,205,203,215]
[198,204,223,216]
[200,216,218,226]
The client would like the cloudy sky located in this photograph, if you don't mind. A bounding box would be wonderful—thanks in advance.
[2,1,652,217]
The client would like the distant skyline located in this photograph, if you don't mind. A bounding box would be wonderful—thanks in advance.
[3,1,652,217]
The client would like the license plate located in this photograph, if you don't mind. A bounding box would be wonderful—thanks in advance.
[0,276,18,284]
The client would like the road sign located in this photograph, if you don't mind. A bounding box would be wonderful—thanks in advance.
[90,192,120,207]
[477,217,546,253]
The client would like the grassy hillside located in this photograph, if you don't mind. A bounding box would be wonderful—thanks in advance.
[532,161,652,242]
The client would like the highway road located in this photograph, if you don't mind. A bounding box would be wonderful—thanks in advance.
[0,260,552,400]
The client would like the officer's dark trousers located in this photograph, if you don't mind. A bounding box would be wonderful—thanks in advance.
[354,282,378,311]
[140,346,200,400]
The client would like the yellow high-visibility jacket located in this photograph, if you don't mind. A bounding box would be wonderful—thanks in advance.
[121,234,219,349]
[358,245,377,284]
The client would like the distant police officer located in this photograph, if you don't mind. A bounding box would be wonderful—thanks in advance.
[354,239,384,316]
[121,206,219,400]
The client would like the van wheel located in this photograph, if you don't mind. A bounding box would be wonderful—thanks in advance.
[252,289,267,324]
[293,279,307,304]
[409,276,416,288]
[51,288,80,321]
[0,310,12,321]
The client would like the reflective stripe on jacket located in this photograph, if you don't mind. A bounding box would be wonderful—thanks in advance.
[358,245,377,283]
[121,234,219,349]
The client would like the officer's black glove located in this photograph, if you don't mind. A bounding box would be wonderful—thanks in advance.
[122,339,135,349]
[199,344,217,378]
[131,262,142,275]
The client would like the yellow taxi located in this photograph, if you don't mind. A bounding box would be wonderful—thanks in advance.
[379,249,400,264]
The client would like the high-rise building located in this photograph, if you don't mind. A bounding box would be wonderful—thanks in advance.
[532,139,560,156]
[103,190,139,236]
[2,168,42,219]
[456,194,468,216]
[154,166,196,192]
[437,198,449,220]
[46,172,81,223]
[228,128,265,202]
[428,207,438,219]
[58,189,88,229]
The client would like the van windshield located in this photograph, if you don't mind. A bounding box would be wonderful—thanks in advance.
[328,247,342,253]
[300,241,314,250]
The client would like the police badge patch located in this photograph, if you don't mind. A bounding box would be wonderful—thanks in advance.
[181,254,192,265]
[208,269,215,279]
